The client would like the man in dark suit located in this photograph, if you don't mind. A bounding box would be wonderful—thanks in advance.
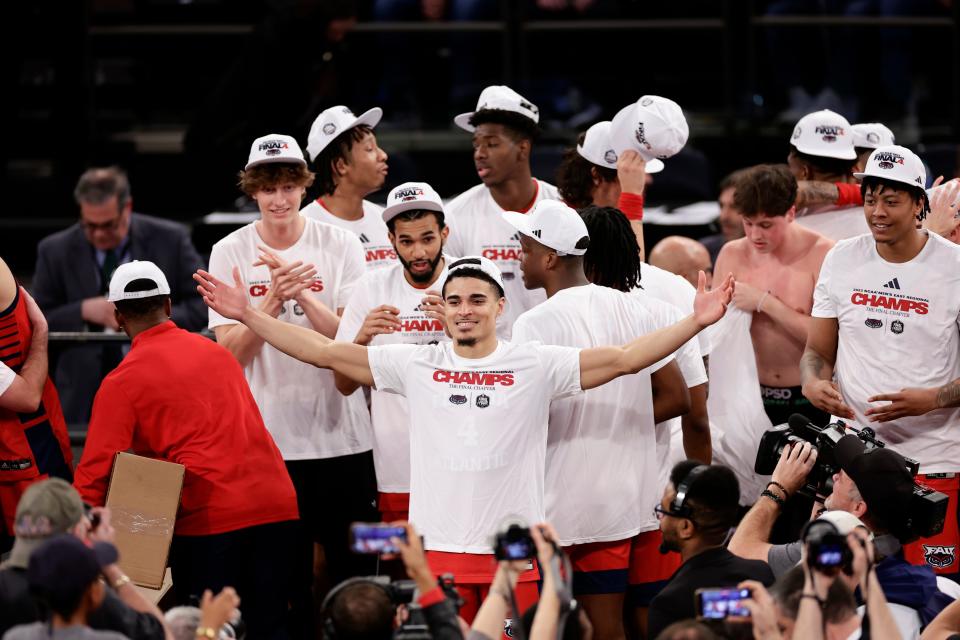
[31,166,206,423]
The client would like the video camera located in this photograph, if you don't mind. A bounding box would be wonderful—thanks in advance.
[754,414,947,540]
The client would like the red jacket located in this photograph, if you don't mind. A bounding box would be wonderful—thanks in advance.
[74,321,299,535]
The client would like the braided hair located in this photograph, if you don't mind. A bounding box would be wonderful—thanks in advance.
[579,206,642,293]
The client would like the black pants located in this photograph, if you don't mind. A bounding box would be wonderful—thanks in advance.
[760,384,831,428]
[170,519,298,640]
[285,451,379,636]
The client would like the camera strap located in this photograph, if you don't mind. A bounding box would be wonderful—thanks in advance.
[549,546,575,640]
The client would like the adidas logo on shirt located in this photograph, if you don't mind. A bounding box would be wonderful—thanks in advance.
[883,277,901,290]
[358,233,370,243]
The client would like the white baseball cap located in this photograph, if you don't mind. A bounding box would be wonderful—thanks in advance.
[609,96,689,162]
[789,110,857,160]
[501,200,590,256]
[454,85,540,132]
[107,260,171,302]
[382,182,444,224]
[852,122,896,150]
[578,121,664,174]
[445,255,505,292]
[245,134,307,170]
[816,510,874,540]
[306,105,383,162]
[853,144,926,189]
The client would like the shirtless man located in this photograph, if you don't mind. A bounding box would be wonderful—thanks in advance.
[714,164,834,428]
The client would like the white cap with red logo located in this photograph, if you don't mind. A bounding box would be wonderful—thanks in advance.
[851,123,896,150]
[790,110,857,160]
[454,85,540,132]
[306,105,383,162]
[578,121,664,174]
[853,145,926,189]
[245,134,307,170]
[501,200,590,256]
[609,96,689,162]
[381,182,444,223]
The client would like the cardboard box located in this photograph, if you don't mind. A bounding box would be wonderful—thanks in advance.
[134,568,173,606]
[105,453,184,589]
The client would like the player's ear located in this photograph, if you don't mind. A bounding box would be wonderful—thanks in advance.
[496,297,505,316]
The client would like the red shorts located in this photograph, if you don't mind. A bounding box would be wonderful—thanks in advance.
[425,551,540,625]
[566,538,631,595]
[903,475,960,576]
[626,529,681,607]
[378,492,409,523]
[0,476,45,537]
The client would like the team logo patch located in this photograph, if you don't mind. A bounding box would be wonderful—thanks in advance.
[604,149,618,164]
[322,122,337,135]
[635,123,651,149]
[449,394,467,405]
[293,303,304,316]
[504,619,514,638]
[891,320,904,334]
[815,125,844,143]
[396,187,425,202]
[923,545,956,569]
[875,151,905,170]
[258,139,288,154]
[640,97,654,107]
[792,126,801,140]
[865,318,883,329]
[476,394,490,408]
[867,132,880,144]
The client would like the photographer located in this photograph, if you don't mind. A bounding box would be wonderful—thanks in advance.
[728,435,953,634]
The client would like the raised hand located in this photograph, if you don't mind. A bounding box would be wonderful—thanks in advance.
[617,149,648,196]
[355,305,402,346]
[693,271,733,327]
[194,268,251,321]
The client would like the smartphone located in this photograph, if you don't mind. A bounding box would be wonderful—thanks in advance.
[695,587,752,620]
[349,523,407,554]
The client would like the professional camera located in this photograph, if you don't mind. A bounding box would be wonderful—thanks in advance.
[803,519,853,576]
[754,414,948,540]
[493,523,536,561]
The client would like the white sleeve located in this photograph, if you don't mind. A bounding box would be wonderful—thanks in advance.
[443,205,466,258]
[367,344,419,396]
[335,273,373,343]
[0,362,15,396]
[207,242,239,329]
[537,345,582,399]
[336,233,367,310]
[510,313,540,344]
[811,248,837,319]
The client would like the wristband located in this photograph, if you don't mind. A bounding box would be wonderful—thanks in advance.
[767,480,789,499]
[195,628,217,639]
[835,182,863,207]
[760,489,785,508]
[800,593,824,606]
[113,574,132,589]
[617,192,645,221]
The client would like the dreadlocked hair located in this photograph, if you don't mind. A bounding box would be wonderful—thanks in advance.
[579,205,642,293]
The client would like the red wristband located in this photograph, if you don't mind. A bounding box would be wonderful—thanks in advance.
[834,182,863,207]
[617,192,645,221]
[418,586,445,607]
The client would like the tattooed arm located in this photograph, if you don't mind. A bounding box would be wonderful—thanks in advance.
[863,380,960,423]
[800,317,854,418]
[795,181,840,212]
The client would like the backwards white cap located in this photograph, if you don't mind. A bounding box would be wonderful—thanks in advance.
[306,105,382,162]
[454,85,540,132]
[790,110,857,160]
[245,134,307,170]
[609,96,689,162]
[853,145,926,189]
[445,255,505,291]
[501,200,590,256]
[578,121,664,174]
[108,261,171,302]
[852,123,896,150]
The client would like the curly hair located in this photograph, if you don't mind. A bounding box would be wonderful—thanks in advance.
[237,163,315,197]
[556,133,617,209]
[311,125,374,196]
[579,206,642,293]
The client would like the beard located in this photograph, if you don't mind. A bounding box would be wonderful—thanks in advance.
[659,530,681,555]
[398,247,444,284]
[456,338,478,347]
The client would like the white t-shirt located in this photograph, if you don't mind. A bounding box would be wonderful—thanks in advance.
[444,180,560,339]
[512,284,670,545]
[812,232,960,472]
[301,198,395,271]
[367,340,582,553]
[640,262,715,356]
[208,217,372,460]
[0,362,14,396]
[796,205,868,241]
[335,260,451,493]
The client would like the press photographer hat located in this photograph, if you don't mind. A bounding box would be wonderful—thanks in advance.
[382,182,444,224]
[454,85,540,132]
[789,109,857,160]
[29,535,119,602]
[835,435,913,535]
[445,255,505,292]
[578,121,664,174]
[853,145,926,190]
[816,510,874,540]
[501,200,590,256]
[107,260,171,303]
[306,105,383,162]
[245,134,307,170]
[852,123,896,150]
[9,478,86,569]
[609,95,689,162]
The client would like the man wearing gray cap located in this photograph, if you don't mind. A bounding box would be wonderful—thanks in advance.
[0,478,165,639]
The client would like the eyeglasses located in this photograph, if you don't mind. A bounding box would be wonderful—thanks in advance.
[80,212,124,233]
[653,505,696,525]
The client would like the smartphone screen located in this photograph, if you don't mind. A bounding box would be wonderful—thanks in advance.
[696,588,751,620]
[349,523,407,554]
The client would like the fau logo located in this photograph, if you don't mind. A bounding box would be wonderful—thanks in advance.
[482,248,522,261]
[923,545,956,569]
[366,248,397,262]
[249,279,324,297]
[850,292,928,315]
[433,370,515,386]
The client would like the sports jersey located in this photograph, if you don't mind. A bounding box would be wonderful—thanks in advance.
[74,321,300,535]
[796,205,868,241]
[301,198,395,271]
[812,232,960,472]
[208,217,372,460]
[0,287,73,485]
[444,180,560,339]
[511,284,669,545]
[0,362,12,396]
[367,340,581,553]
[335,259,451,493]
